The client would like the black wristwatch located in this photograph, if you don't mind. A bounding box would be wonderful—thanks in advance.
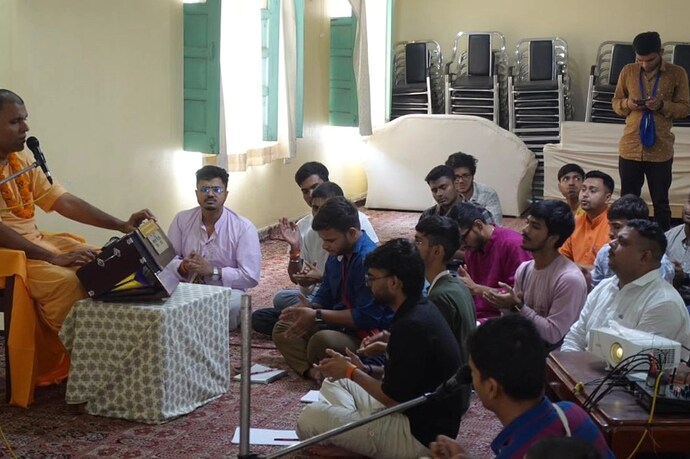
[315,309,325,324]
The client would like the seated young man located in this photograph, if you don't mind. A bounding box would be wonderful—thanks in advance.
[591,194,674,289]
[557,163,585,215]
[483,200,587,350]
[430,315,614,459]
[562,219,690,354]
[420,165,462,220]
[559,171,614,269]
[446,151,503,225]
[252,178,377,336]
[166,165,261,329]
[453,202,532,322]
[272,197,391,382]
[297,239,464,459]
[415,215,476,359]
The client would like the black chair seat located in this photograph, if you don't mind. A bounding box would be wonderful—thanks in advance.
[451,75,495,89]
[514,80,558,91]
[594,84,617,93]
[393,83,428,94]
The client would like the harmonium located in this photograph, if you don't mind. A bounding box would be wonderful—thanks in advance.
[77,219,179,301]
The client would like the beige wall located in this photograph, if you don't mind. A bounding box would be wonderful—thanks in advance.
[0,0,369,245]
[395,0,690,119]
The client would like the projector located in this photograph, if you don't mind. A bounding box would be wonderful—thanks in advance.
[588,323,681,371]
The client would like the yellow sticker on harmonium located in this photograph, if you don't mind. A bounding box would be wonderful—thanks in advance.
[139,219,158,237]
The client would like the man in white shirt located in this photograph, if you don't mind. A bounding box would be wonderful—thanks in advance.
[562,219,690,353]
[445,152,503,225]
[252,163,378,336]
[665,193,690,299]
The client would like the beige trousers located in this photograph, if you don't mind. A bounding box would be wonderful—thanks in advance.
[297,378,430,459]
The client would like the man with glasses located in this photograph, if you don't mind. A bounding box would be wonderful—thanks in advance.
[297,239,463,458]
[613,31,689,231]
[446,151,503,225]
[166,165,261,329]
[273,197,391,382]
[453,202,531,323]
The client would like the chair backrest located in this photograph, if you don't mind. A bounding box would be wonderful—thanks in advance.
[405,42,429,84]
[529,40,555,81]
[467,34,492,76]
[448,31,507,79]
[671,44,690,80]
[609,43,636,85]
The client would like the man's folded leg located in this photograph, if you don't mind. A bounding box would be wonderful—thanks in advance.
[297,379,430,459]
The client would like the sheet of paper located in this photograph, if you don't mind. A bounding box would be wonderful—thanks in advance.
[231,427,299,446]
[300,390,320,403]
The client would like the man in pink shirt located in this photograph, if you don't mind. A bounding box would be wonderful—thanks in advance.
[483,200,587,349]
[166,165,261,329]
[454,202,532,322]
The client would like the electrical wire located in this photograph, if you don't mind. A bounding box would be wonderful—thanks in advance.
[0,422,17,459]
[0,188,53,213]
[626,370,664,459]
[583,353,653,410]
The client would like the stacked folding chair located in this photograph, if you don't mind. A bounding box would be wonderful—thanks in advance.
[508,37,572,199]
[663,42,690,127]
[444,31,508,127]
[584,41,635,123]
[391,40,444,120]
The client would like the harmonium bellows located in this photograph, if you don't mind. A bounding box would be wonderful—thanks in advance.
[76,219,179,301]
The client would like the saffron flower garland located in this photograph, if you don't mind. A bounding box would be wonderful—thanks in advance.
[0,152,35,218]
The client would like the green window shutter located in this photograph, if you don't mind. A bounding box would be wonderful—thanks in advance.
[183,0,221,154]
[329,15,358,127]
[262,0,279,142]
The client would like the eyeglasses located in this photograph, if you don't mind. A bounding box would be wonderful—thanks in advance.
[454,173,473,181]
[196,186,225,195]
[364,273,391,287]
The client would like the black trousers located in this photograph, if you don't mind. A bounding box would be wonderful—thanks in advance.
[618,156,673,231]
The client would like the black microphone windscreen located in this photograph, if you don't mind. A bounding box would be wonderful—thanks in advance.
[27,136,39,150]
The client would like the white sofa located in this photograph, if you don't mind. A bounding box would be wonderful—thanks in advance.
[363,115,537,217]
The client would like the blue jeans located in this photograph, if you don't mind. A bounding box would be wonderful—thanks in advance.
[251,289,310,336]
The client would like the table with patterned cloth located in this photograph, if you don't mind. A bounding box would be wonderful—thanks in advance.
[59,283,232,423]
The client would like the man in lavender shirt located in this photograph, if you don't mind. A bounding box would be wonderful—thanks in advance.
[454,202,532,323]
[165,165,261,329]
[483,201,587,349]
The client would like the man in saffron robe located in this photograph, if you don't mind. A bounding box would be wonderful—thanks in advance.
[0,89,153,406]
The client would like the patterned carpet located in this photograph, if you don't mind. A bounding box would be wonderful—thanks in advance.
[0,208,506,459]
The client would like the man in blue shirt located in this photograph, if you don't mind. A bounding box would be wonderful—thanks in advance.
[430,315,614,459]
[273,197,392,382]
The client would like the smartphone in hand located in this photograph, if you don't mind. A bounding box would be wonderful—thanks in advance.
[636,98,650,106]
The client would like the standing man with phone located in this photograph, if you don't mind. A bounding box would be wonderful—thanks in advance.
[612,31,689,231]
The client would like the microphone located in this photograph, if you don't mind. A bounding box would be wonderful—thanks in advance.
[26,136,53,184]
[429,364,472,400]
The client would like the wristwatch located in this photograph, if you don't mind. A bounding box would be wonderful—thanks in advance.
[211,266,222,281]
[315,309,325,324]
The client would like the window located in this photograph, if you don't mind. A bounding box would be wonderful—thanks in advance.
[183,0,304,153]
[329,14,358,127]
[183,0,221,154]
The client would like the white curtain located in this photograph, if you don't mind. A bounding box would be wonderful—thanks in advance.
[217,0,297,172]
[347,0,390,135]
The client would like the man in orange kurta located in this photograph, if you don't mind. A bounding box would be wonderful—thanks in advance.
[559,171,615,270]
[0,89,153,406]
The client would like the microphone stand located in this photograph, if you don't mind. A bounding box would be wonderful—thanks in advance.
[236,296,444,459]
[0,162,39,187]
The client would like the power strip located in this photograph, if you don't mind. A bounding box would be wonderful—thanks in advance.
[632,380,690,414]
